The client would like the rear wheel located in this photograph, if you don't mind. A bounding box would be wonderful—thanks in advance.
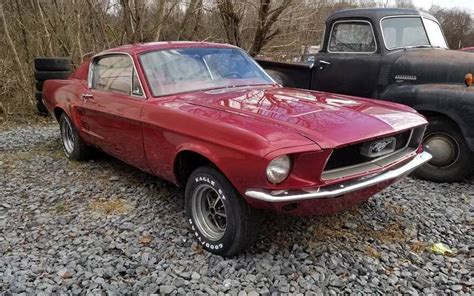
[414,117,473,182]
[185,166,258,257]
[59,114,91,161]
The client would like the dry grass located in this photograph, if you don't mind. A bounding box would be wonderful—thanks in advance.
[409,240,429,254]
[191,242,204,255]
[89,198,131,215]
[0,139,63,168]
[365,245,381,259]
[302,204,412,256]
[55,201,69,214]
[309,217,405,246]
[370,223,406,243]
[0,150,35,166]
[139,235,153,245]
[0,113,53,132]
[384,202,406,215]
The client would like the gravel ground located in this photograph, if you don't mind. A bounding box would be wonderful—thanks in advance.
[1,122,473,295]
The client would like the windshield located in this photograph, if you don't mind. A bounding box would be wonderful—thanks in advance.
[140,48,273,96]
[423,18,448,48]
[381,17,448,50]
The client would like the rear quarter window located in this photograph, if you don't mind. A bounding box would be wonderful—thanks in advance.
[92,55,133,95]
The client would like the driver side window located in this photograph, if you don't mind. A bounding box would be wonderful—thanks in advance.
[329,21,376,53]
[92,55,143,96]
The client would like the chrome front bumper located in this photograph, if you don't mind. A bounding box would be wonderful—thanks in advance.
[245,152,432,203]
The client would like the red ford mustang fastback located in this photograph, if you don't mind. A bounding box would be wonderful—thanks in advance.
[42,42,431,256]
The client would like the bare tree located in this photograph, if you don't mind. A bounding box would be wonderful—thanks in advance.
[249,0,293,56]
[7,0,461,116]
[394,0,414,8]
[36,0,54,55]
[177,0,203,40]
[216,0,243,46]
[431,7,472,49]
[0,3,31,105]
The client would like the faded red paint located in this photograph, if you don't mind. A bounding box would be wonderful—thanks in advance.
[42,42,428,215]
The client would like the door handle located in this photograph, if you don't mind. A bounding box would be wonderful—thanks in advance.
[81,93,93,100]
[319,60,331,70]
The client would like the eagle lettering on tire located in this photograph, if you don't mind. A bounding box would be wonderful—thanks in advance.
[184,166,258,257]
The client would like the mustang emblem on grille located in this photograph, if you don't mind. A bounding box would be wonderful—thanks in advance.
[371,140,392,153]
[361,137,396,158]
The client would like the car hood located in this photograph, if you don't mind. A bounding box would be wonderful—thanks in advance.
[393,49,474,84]
[181,86,426,148]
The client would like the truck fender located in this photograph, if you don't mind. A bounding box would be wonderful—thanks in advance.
[380,84,474,151]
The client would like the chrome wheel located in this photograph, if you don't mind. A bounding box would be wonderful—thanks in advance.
[191,184,227,241]
[424,133,460,168]
[61,117,75,155]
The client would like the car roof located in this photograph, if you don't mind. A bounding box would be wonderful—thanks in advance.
[327,8,435,24]
[99,41,238,56]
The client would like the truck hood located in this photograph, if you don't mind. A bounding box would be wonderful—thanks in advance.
[392,49,474,84]
[182,86,426,148]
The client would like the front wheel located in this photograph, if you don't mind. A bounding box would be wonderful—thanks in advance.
[185,166,258,257]
[414,117,474,182]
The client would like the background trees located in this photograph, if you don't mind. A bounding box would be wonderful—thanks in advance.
[0,0,472,117]
[430,6,473,49]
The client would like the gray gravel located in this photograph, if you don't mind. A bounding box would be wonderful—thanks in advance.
[1,122,473,295]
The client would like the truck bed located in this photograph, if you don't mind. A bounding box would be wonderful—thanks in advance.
[256,59,315,89]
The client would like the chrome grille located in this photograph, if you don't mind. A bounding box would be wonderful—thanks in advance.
[322,127,425,180]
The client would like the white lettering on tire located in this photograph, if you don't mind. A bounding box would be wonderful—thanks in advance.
[188,202,225,250]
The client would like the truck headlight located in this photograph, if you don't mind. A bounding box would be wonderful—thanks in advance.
[266,155,291,184]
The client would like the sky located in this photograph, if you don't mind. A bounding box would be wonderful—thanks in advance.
[411,0,473,13]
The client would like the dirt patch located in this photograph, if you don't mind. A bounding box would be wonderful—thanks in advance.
[89,198,131,215]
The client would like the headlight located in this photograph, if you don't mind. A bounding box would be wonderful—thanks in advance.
[266,155,291,184]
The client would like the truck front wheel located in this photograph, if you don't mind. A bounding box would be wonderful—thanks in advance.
[185,166,258,257]
[414,117,473,182]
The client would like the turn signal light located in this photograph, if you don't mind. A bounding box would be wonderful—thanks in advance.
[466,73,473,87]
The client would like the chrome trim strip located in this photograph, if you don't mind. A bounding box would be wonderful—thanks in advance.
[245,152,432,203]
[327,20,377,54]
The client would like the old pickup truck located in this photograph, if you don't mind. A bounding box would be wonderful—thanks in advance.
[258,8,474,182]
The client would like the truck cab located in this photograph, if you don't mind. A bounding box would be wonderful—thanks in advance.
[258,8,474,182]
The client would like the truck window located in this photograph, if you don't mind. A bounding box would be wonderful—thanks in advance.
[381,17,430,49]
[328,21,376,53]
[423,18,448,49]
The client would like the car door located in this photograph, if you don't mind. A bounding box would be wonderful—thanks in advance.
[314,20,381,98]
[80,53,149,172]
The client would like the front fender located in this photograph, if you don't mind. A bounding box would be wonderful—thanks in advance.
[380,84,474,151]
